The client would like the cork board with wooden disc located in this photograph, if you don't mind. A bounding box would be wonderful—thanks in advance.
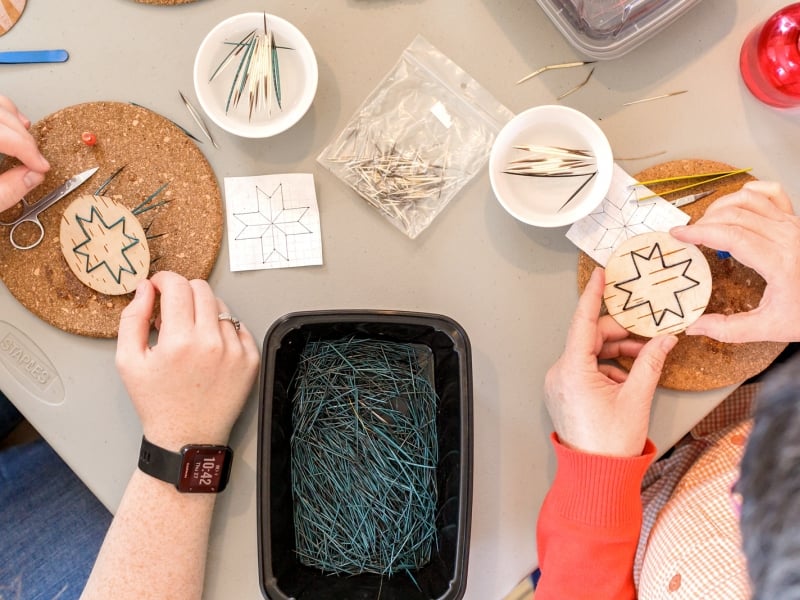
[0,0,25,36]
[0,101,223,338]
[578,159,787,391]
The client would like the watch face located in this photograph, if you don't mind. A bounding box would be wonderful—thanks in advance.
[178,446,233,493]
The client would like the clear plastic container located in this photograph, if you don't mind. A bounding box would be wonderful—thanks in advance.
[537,0,706,59]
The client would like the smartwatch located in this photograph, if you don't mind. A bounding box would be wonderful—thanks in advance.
[138,436,233,493]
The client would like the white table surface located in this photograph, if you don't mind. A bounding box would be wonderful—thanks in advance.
[1,1,798,598]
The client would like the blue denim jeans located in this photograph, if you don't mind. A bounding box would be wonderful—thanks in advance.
[0,394,111,600]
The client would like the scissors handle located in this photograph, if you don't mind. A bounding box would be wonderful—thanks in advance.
[9,217,45,250]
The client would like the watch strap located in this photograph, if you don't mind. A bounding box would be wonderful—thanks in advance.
[138,435,182,486]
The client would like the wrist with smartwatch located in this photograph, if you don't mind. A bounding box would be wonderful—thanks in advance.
[138,435,233,493]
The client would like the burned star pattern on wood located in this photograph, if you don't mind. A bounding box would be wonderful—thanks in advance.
[603,231,712,337]
[60,195,150,296]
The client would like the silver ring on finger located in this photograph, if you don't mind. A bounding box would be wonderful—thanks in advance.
[218,312,241,331]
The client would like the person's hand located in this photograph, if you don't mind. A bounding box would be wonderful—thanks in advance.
[544,268,678,457]
[0,96,50,211]
[115,271,261,450]
[671,181,800,343]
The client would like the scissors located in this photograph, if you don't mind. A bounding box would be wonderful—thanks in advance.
[0,166,99,250]
[670,189,715,209]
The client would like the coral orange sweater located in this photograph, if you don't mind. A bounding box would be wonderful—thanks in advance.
[535,433,656,599]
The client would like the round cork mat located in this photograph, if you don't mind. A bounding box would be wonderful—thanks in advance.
[0,101,223,338]
[0,0,25,36]
[578,159,787,391]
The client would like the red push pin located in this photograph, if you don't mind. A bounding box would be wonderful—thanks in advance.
[81,131,97,146]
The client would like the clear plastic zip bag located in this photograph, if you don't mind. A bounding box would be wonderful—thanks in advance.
[317,35,513,239]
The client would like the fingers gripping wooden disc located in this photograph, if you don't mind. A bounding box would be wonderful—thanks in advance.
[603,231,712,337]
[60,195,150,296]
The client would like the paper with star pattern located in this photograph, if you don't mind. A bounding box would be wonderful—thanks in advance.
[566,163,690,267]
[223,173,322,272]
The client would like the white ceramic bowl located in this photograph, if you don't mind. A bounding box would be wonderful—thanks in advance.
[489,105,613,227]
[193,13,318,138]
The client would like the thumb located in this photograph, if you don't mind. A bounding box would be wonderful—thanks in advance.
[0,166,45,212]
[684,312,766,343]
[622,335,678,400]
[116,280,156,365]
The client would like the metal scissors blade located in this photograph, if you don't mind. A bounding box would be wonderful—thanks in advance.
[670,189,715,209]
[1,166,99,250]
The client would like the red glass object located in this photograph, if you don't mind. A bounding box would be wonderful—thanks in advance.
[81,131,97,146]
[740,3,800,108]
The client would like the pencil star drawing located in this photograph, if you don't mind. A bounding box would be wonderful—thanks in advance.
[613,242,700,326]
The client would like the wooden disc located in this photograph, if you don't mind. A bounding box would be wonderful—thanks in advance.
[578,159,787,390]
[0,0,25,36]
[604,232,712,337]
[0,101,223,338]
[60,195,150,296]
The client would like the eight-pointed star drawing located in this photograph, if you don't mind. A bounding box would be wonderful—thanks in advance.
[613,242,700,326]
[72,206,141,284]
[590,186,656,251]
[234,183,311,263]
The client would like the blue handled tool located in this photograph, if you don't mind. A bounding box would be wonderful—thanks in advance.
[0,50,69,64]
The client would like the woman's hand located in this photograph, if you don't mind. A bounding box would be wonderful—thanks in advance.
[671,181,800,343]
[115,271,261,451]
[0,95,50,211]
[544,268,678,457]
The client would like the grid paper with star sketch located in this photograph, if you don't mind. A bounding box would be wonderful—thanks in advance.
[566,163,690,267]
[223,173,322,272]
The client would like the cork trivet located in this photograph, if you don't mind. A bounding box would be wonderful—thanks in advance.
[0,0,25,36]
[578,159,787,390]
[60,194,150,296]
[0,101,223,338]
[604,231,712,338]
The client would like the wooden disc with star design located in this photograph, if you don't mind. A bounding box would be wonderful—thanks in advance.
[60,195,150,296]
[577,158,787,390]
[603,231,712,338]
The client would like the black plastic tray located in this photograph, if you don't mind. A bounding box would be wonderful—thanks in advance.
[257,310,473,600]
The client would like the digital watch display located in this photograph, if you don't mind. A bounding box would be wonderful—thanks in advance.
[138,436,233,493]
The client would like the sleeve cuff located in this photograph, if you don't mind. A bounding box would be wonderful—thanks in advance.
[546,433,656,529]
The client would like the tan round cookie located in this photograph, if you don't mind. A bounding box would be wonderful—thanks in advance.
[604,231,712,337]
[0,101,223,338]
[578,159,787,391]
[60,194,150,296]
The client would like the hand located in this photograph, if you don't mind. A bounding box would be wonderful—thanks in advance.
[0,95,50,211]
[544,268,678,457]
[670,181,800,343]
[115,271,261,450]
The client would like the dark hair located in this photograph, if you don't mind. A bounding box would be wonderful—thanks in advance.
[739,351,800,599]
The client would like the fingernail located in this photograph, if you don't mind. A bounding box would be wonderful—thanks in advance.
[23,170,44,188]
[663,335,679,351]
[670,225,686,234]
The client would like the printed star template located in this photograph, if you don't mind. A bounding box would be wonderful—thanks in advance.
[613,242,700,326]
[72,206,140,284]
[234,183,311,263]
[589,186,656,252]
